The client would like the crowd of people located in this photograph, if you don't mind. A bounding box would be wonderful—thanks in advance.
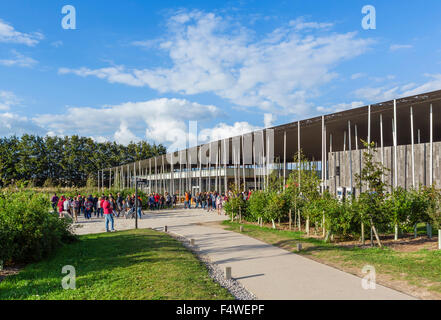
[50,189,254,232]
[51,192,142,232]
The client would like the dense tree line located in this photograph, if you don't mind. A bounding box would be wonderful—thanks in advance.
[0,135,166,188]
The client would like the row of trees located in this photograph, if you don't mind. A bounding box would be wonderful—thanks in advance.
[225,142,441,247]
[0,135,166,188]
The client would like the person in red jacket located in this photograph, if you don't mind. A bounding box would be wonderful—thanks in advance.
[57,196,65,218]
[102,196,115,232]
[154,193,160,210]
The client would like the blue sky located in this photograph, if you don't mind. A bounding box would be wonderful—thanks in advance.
[1,0,441,151]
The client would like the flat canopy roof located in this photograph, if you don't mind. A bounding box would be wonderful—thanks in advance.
[112,89,441,169]
[270,89,441,161]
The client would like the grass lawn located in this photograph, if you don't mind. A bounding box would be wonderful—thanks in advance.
[0,229,233,300]
[223,221,441,299]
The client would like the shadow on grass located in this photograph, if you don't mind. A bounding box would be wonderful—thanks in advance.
[0,229,198,299]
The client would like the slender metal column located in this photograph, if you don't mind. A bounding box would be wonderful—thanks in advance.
[368,105,371,146]
[253,139,257,190]
[199,147,202,193]
[298,121,301,189]
[170,153,174,195]
[224,139,228,194]
[330,134,335,195]
[208,144,211,191]
[348,121,353,191]
[321,116,325,192]
[126,165,129,189]
[380,114,384,181]
[343,131,347,151]
[155,157,157,193]
[97,170,100,193]
[393,99,398,188]
[218,144,222,192]
[242,135,246,192]
[430,104,433,186]
[283,131,287,190]
[355,124,358,151]
[323,125,328,190]
[189,151,192,193]
[410,106,415,188]
[266,133,270,190]
[179,152,182,196]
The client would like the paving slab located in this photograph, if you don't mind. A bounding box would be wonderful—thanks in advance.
[73,208,415,300]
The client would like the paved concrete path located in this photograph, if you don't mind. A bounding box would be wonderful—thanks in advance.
[73,208,415,300]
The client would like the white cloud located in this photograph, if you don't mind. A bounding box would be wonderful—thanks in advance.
[0,91,20,111]
[316,101,364,114]
[199,121,260,143]
[0,19,43,46]
[289,17,334,31]
[33,98,222,147]
[263,113,276,128]
[114,122,141,145]
[351,73,366,80]
[0,112,44,136]
[51,40,63,48]
[401,74,441,96]
[390,44,413,52]
[354,74,441,102]
[59,11,373,116]
[0,50,37,68]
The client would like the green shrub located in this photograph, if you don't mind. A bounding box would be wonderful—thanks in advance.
[246,191,268,222]
[264,191,289,223]
[224,196,246,220]
[0,191,77,265]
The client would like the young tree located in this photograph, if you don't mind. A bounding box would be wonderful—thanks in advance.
[354,141,390,247]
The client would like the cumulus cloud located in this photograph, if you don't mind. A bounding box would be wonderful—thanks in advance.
[0,19,43,46]
[0,91,20,111]
[59,11,373,116]
[289,17,334,31]
[390,44,413,52]
[351,73,366,80]
[263,113,276,128]
[0,50,37,68]
[316,101,364,114]
[33,98,223,147]
[0,112,44,136]
[354,74,441,102]
[199,121,260,143]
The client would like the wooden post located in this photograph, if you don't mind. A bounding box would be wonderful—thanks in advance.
[225,267,232,280]
[438,230,441,250]
[289,209,292,230]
